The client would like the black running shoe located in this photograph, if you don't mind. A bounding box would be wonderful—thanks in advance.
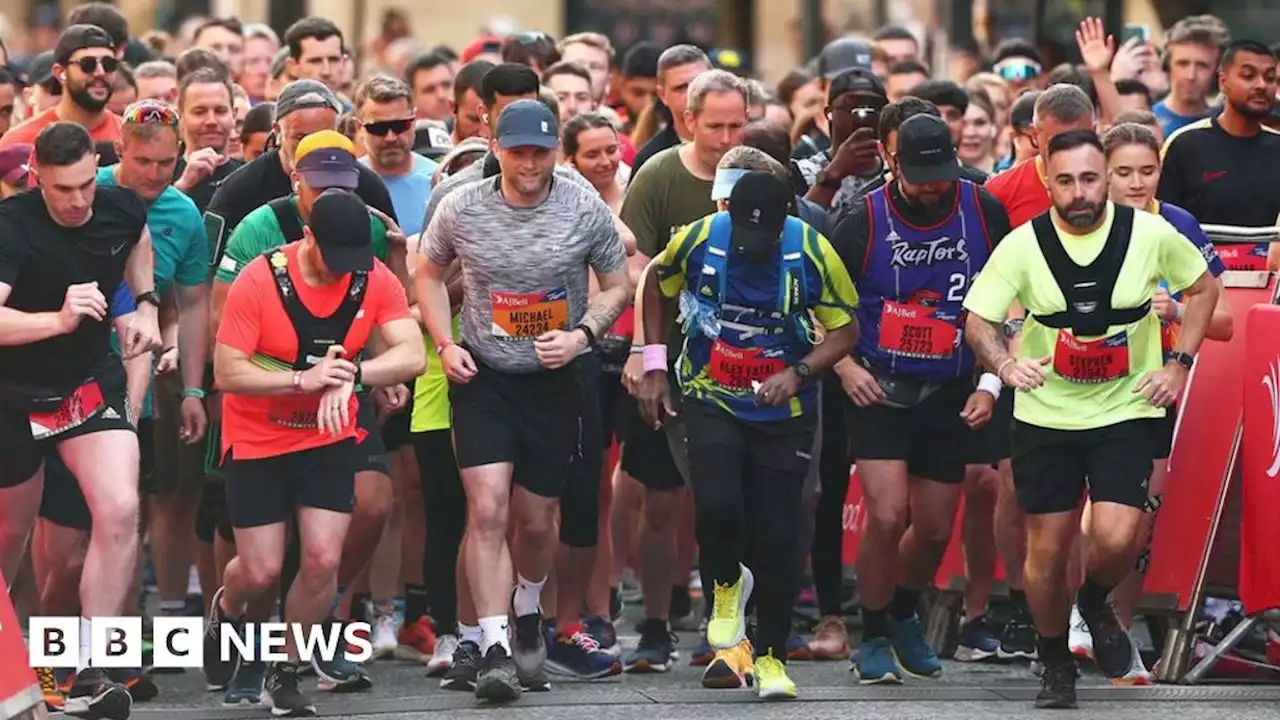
[513,614,549,691]
[64,667,133,720]
[203,586,242,690]
[1034,661,1079,709]
[475,644,521,704]
[1081,605,1133,678]
[998,616,1039,661]
[263,663,316,717]
[441,640,481,691]
[107,668,158,703]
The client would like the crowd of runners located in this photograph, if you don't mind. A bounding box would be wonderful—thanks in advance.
[0,4,1277,718]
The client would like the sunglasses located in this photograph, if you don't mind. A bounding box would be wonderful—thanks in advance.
[122,102,179,127]
[511,31,552,47]
[362,117,415,137]
[994,58,1042,83]
[70,56,119,75]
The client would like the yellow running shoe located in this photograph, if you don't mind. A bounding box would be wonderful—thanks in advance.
[706,563,754,650]
[755,652,797,700]
[701,639,755,689]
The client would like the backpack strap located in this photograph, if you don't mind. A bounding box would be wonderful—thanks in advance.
[269,197,306,244]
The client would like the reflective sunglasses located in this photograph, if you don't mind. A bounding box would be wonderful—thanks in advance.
[362,117,415,137]
[994,58,1043,83]
[122,102,179,127]
[70,56,119,75]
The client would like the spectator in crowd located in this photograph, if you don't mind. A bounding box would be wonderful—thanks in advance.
[135,60,178,104]
[886,60,929,101]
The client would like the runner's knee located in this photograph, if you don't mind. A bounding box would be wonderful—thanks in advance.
[298,543,343,586]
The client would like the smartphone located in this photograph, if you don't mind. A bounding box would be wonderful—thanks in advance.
[1122,24,1150,45]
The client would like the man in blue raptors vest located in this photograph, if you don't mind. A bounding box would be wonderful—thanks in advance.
[828,113,1013,684]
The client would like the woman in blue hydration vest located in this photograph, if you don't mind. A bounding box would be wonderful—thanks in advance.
[1087,121,1236,684]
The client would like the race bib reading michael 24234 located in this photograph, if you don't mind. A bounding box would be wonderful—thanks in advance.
[491,287,569,339]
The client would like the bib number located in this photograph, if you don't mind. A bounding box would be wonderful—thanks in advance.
[491,288,569,339]
[1054,331,1131,383]
[30,381,107,441]
[268,395,320,429]
[1216,243,1268,271]
[707,340,785,389]
[878,300,959,359]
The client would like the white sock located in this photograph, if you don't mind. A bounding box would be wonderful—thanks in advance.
[513,574,546,618]
[187,565,201,596]
[78,617,92,673]
[477,615,510,654]
[459,623,482,647]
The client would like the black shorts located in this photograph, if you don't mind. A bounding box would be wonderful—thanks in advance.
[151,372,207,494]
[222,438,360,528]
[685,400,817,480]
[0,360,136,488]
[449,356,587,499]
[562,354,604,547]
[619,395,686,491]
[846,377,972,485]
[1011,419,1155,515]
[1149,405,1178,460]
[355,393,390,474]
[38,418,154,531]
[195,479,234,544]
[966,390,1014,466]
[380,393,414,452]
[599,371,626,449]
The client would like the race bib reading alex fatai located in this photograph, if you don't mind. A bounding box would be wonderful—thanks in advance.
[1054,331,1130,383]
[491,287,569,339]
[707,340,785,390]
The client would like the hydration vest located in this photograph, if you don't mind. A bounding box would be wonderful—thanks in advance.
[270,197,306,243]
[257,249,368,428]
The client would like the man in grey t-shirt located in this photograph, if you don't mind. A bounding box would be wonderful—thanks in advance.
[415,100,631,702]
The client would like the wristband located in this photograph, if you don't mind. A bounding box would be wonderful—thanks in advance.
[996,358,1015,382]
[575,323,598,350]
[435,338,455,355]
[976,372,1003,399]
[354,363,363,387]
[182,387,206,400]
[642,344,668,373]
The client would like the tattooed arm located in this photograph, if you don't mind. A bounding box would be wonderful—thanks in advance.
[581,266,632,340]
[965,311,1049,390]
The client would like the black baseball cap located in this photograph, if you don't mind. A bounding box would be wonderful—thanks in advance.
[496,99,558,150]
[896,114,959,184]
[818,38,874,79]
[309,189,374,274]
[54,24,115,67]
[25,51,56,88]
[828,67,887,103]
[728,172,789,252]
[275,79,341,120]
[1010,90,1040,130]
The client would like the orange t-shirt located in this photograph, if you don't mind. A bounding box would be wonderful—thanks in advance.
[985,157,1051,230]
[216,243,411,460]
[1,108,124,188]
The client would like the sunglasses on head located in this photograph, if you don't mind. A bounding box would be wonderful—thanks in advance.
[362,117,415,137]
[994,58,1042,83]
[70,55,119,75]
[123,102,179,127]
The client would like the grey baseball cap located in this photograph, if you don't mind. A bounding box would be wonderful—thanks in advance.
[496,99,558,150]
[275,79,341,120]
[818,37,874,78]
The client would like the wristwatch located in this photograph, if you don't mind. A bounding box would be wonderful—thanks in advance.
[1169,351,1195,370]
[795,362,812,378]
[135,291,161,308]
[814,168,842,189]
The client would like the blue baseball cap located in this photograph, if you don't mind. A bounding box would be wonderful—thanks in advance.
[496,99,558,150]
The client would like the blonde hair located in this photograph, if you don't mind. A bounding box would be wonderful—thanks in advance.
[559,32,615,63]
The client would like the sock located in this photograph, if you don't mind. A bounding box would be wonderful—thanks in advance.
[670,585,692,618]
[78,617,92,672]
[513,574,546,618]
[1038,633,1071,665]
[187,565,202,596]
[459,623,481,646]
[889,587,922,622]
[861,606,889,641]
[159,600,186,617]
[404,584,428,625]
[351,593,371,623]
[478,615,510,654]
[1077,576,1112,618]
[325,585,348,622]
[393,596,406,621]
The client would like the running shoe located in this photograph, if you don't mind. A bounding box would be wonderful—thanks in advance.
[263,662,316,717]
[396,616,437,663]
[441,640,481,691]
[853,637,902,685]
[785,634,810,661]
[64,667,132,720]
[618,570,642,603]
[1068,604,1093,660]
[755,652,797,700]
[203,586,242,690]
[1035,661,1079,709]
[108,668,158,702]
[474,644,521,704]
[807,615,851,661]
[689,634,715,667]
[955,616,1000,662]
[1081,604,1133,678]
[701,638,754,689]
[707,563,754,650]
[427,634,458,678]
[546,626,622,679]
[311,653,373,693]
[584,615,620,657]
[1114,630,1153,686]
[371,613,398,660]
[889,615,942,678]
[56,668,75,693]
[513,613,550,691]
[624,618,674,673]
[37,666,64,712]
[222,660,266,706]
[998,614,1039,661]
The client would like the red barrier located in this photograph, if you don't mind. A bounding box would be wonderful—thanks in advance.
[1240,304,1280,615]
[0,573,41,719]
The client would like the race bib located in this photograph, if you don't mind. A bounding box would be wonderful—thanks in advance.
[30,381,106,441]
[268,395,321,429]
[1054,331,1130,383]
[1216,242,1269,271]
[491,288,569,339]
[878,299,959,359]
[707,340,785,389]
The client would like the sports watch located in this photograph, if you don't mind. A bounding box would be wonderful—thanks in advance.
[795,362,812,378]
[1169,351,1194,370]
[135,291,161,308]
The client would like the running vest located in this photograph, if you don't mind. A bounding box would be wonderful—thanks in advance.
[853,181,991,382]
[255,249,368,428]
[270,197,306,243]
[678,212,813,392]
[1030,205,1151,384]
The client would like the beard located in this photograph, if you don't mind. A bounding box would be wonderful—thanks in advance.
[374,142,410,170]
[1228,95,1274,120]
[509,170,551,199]
[69,80,111,113]
[1057,199,1106,229]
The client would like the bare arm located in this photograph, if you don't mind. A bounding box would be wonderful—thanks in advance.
[213,343,297,396]
[1172,271,1219,357]
[176,283,211,391]
[804,322,859,375]
[114,312,151,417]
[0,282,69,345]
[124,228,160,334]
[964,313,1015,374]
[639,261,674,351]
[413,253,456,355]
[581,266,633,341]
[360,318,426,387]
[210,281,231,348]
[159,291,179,350]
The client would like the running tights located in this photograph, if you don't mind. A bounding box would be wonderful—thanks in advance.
[812,381,852,618]
[413,429,466,633]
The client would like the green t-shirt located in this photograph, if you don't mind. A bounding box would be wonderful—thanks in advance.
[963,202,1209,431]
[214,196,388,283]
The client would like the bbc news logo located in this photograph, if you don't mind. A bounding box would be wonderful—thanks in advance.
[27,618,373,668]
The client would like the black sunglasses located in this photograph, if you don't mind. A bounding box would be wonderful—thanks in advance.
[363,117,415,137]
[71,56,119,74]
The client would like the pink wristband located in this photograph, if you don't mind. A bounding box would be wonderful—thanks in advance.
[642,344,668,373]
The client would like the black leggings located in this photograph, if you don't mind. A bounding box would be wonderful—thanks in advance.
[685,401,814,661]
[414,429,466,633]
[812,380,852,618]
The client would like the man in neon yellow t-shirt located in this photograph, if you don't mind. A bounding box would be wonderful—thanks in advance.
[962,129,1218,710]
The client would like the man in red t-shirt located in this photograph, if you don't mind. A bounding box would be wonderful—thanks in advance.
[206,189,424,715]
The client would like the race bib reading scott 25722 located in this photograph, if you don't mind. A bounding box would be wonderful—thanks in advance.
[491,288,569,339]
[1054,331,1130,383]
[878,299,959,360]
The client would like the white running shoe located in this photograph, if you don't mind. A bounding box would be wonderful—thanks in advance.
[1068,605,1093,660]
[428,634,459,678]
[372,614,399,660]
[1114,630,1153,685]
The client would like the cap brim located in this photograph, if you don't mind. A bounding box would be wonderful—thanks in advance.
[497,135,558,150]
[899,161,959,185]
[730,222,782,249]
[318,243,373,275]
[299,169,359,190]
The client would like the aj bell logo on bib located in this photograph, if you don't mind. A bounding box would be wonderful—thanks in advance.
[890,236,970,268]
[27,617,373,668]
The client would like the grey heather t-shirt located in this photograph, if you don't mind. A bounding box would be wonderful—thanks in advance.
[423,175,626,374]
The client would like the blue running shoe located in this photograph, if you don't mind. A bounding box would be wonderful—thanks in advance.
[311,654,372,693]
[222,660,266,706]
[889,616,942,678]
[853,637,902,684]
[546,627,622,679]
[955,616,1000,663]
[624,619,674,673]
[584,616,620,657]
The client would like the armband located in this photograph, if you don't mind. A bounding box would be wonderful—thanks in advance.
[977,372,1003,399]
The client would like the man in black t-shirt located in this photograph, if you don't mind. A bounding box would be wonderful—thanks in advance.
[173,67,244,214]
[0,121,161,720]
